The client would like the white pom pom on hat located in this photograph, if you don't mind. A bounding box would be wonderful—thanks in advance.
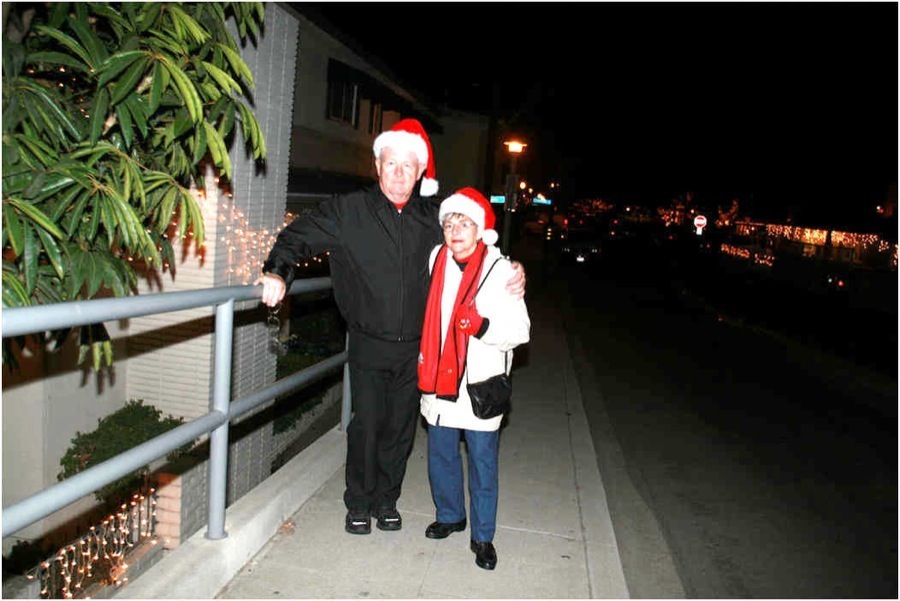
[439,187,499,246]
[373,118,438,196]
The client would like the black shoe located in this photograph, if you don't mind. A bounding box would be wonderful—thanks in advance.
[470,540,497,570]
[425,518,467,539]
[373,506,402,531]
[345,510,371,535]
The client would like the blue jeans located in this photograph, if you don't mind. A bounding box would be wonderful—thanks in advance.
[427,422,500,543]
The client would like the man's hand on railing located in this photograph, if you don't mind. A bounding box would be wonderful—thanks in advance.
[255,273,287,307]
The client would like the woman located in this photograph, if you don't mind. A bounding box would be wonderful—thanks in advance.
[418,187,531,570]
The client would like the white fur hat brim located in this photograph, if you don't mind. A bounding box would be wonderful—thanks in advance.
[372,130,429,164]
[420,178,439,197]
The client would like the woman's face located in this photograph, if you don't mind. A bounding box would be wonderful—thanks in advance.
[442,213,479,260]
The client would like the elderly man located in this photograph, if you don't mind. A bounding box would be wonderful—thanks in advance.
[259,119,526,536]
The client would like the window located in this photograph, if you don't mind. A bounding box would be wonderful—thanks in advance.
[327,79,359,126]
[326,60,359,127]
[324,58,441,137]
[368,102,383,135]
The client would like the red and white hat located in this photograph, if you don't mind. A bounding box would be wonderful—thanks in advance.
[439,187,498,246]
[373,118,438,196]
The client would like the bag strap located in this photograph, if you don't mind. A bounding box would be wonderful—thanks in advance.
[473,258,501,299]
[470,257,509,373]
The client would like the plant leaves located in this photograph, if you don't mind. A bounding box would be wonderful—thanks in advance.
[168,5,210,45]
[2,268,30,308]
[73,246,102,298]
[202,61,241,95]
[149,61,166,113]
[7,197,65,239]
[32,171,76,203]
[237,102,266,159]
[33,26,93,70]
[203,119,231,177]
[27,80,83,140]
[4,206,24,256]
[161,57,202,123]
[70,4,108,65]
[110,55,148,105]
[27,51,90,74]
[192,123,208,164]
[22,223,38,294]
[215,42,254,88]
[96,50,145,89]
[20,81,83,142]
[124,94,148,138]
[35,226,65,279]
[89,88,110,144]
[115,102,134,148]
[63,190,90,238]
[49,185,82,222]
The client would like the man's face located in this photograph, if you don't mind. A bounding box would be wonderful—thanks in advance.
[375,147,426,202]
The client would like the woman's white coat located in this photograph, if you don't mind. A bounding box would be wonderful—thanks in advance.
[419,244,531,431]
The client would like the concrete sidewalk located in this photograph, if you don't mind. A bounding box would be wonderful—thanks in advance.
[117,290,628,599]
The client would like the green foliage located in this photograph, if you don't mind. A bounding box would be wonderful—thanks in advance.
[2,2,266,367]
[272,300,346,434]
[272,351,327,435]
[3,538,49,581]
[57,399,192,504]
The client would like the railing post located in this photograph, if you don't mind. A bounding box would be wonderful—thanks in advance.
[207,298,234,539]
[341,332,351,431]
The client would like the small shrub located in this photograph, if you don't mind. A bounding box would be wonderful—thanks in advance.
[272,300,344,434]
[58,399,192,505]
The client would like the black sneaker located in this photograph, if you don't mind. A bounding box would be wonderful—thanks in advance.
[373,506,402,531]
[345,510,371,535]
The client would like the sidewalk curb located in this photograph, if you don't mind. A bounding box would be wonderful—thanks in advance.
[563,326,630,598]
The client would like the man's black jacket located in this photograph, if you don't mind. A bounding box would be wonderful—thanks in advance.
[263,185,442,343]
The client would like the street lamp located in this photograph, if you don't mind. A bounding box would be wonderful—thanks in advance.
[502,140,527,255]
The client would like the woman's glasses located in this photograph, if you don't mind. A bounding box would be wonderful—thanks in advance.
[442,220,476,232]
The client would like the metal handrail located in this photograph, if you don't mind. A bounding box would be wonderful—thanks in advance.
[1,278,349,538]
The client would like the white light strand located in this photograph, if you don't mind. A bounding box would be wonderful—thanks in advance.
[25,491,157,599]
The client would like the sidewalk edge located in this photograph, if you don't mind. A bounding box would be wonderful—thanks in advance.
[562,325,630,599]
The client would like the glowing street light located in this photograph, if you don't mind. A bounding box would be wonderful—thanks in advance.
[502,139,527,254]
[504,140,527,154]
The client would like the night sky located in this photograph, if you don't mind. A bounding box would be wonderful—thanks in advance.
[301,2,898,229]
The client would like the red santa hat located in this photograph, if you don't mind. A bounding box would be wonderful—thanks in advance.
[372,118,438,196]
[439,187,499,246]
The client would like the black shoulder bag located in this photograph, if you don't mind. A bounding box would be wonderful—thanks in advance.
[466,259,513,420]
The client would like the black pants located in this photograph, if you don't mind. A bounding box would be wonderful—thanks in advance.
[344,336,421,512]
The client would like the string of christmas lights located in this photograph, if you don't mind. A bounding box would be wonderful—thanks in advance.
[25,491,157,599]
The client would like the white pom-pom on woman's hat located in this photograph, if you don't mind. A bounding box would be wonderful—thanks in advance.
[373,118,439,196]
[439,187,499,246]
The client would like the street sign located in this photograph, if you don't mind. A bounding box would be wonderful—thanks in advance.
[694,215,707,235]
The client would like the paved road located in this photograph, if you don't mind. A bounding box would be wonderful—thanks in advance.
[522,236,897,598]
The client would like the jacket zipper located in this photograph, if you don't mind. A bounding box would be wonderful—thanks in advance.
[397,209,404,341]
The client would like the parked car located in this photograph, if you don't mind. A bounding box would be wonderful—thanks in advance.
[560,227,602,264]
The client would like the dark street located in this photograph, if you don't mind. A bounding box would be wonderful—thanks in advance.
[522,233,898,598]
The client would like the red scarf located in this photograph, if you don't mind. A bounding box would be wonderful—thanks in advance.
[418,242,488,399]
